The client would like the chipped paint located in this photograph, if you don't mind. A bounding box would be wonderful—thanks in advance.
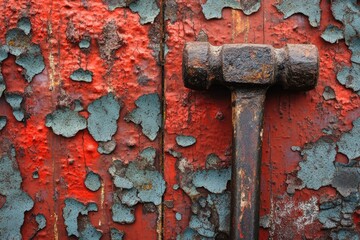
[79,38,91,50]
[70,68,93,83]
[110,228,124,240]
[84,171,102,192]
[0,116,7,131]
[35,214,46,230]
[322,86,336,100]
[318,192,360,229]
[0,147,34,239]
[129,0,160,24]
[45,107,87,137]
[5,93,25,121]
[331,163,360,197]
[337,64,360,94]
[175,135,196,147]
[109,149,165,224]
[321,25,344,44]
[97,139,117,154]
[201,0,261,19]
[297,138,336,190]
[175,212,182,221]
[275,0,321,27]
[5,18,45,82]
[125,93,161,141]
[192,168,231,194]
[87,93,121,142]
[63,198,101,238]
[337,118,360,161]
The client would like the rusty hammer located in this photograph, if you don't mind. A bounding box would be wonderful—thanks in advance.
[183,42,318,239]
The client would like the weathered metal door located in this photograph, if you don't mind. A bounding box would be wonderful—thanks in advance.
[0,0,359,239]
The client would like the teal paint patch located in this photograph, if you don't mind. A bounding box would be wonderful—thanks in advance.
[206,153,221,169]
[275,0,321,27]
[35,214,46,230]
[318,192,360,229]
[176,135,196,147]
[121,188,140,207]
[337,118,360,161]
[0,45,9,62]
[70,68,93,83]
[110,228,124,240]
[63,198,101,238]
[17,17,31,35]
[297,139,336,190]
[176,228,199,240]
[138,147,156,166]
[175,212,182,221]
[97,139,116,154]
[322,86,336,100]
[330,229,360,240]
[45,107,87,137]
[193,168,231,194]
[129,0,160,24]
[321,25,344,44]
[5,19,44,82]
[84,171,102,192]
[202,0,260,19]
[5,93,25,122]
[0,74,5,98]
[112,202,135,224]
[88,93,121,142]
[349,38,360,64]
[32,170,39,179]
[207,193,230,233]
[337,63,360,94]
[109,149,166,224]
[0,116,7,131]
[79,38,91,49]
[331,163,360,197]
[0,147,34,239]
[15,50,45,82]
[125,93,161,141]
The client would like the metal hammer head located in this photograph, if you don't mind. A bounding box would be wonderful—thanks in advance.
[183,42,319,91]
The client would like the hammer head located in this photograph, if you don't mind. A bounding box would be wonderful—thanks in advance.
[183,42,319,91]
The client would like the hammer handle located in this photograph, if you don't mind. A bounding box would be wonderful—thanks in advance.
[231,88,267,240]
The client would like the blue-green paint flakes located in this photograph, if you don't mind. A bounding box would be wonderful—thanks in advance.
[84,171,102,192]
[112,202,135,224]
[110,228,124,240]
[5,19,45,82]
[35,214,46,230]
[88,93,121,142]
[0,147,34,239]
[108,149,166,224]
[331,163,360,197]
[129,0,160,24]
[70,68,93,83]
[297,139,336,190]
[202,0,260,19]
[337,64,360,94]
[79,38,91,49]
[321,25,344,44]
[0,116,7,131]
[0,74,5,98]
[45,107,87,138]
[322,86,336,100]
[176,135,196,147]
[175,212,182,221]
[337,118,360,161]
[275,0,321,27]
[17,17,31,35]
[63,198,101,238]
[193,168,231,194]
[5,93,25,122]
[97,139,117,154]
[125,93,161,141]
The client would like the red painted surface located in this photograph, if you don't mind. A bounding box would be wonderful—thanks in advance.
[0,0,358,239]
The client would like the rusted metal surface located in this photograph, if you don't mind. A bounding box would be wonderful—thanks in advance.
[183,42,318,239]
